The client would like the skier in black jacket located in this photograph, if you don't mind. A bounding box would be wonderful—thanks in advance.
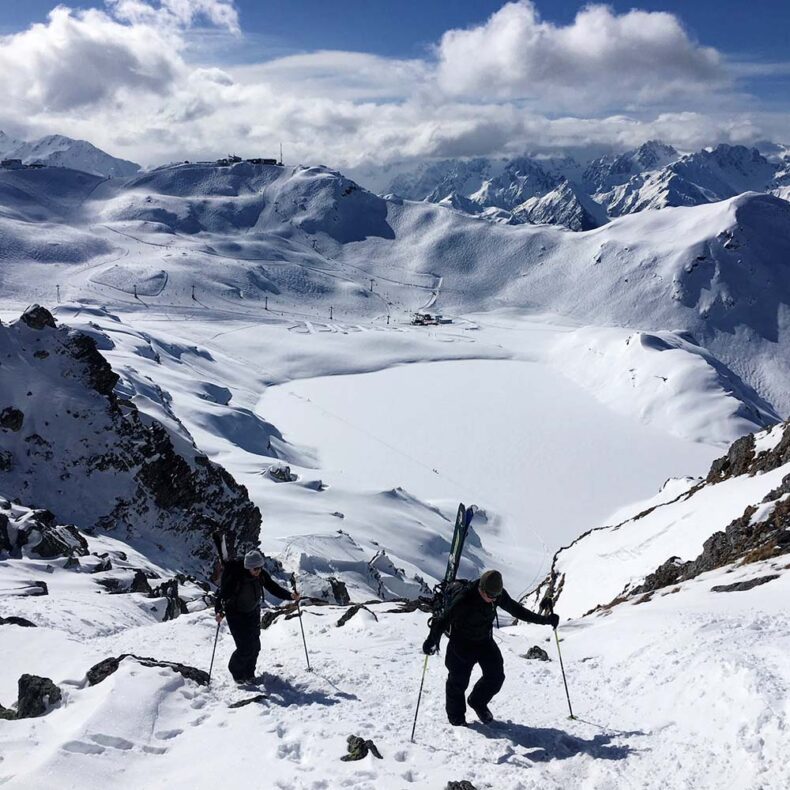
[215,550,298,684]
[423,569,559,725]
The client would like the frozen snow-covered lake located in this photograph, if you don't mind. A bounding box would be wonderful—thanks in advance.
[261,359,720,589]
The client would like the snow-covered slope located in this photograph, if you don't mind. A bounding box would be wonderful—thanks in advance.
[1,133,139,178]
[1,491,788,789]
[0,305,259,571]
[1,161,788,416]
[528,420,790,619]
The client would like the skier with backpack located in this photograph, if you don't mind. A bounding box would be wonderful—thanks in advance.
[214,549,299,684]
[422,569,559,726]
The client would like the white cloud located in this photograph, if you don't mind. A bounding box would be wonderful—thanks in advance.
[107,0,239,32]
[436,1,725,108]
[0,6,183,112]
[0,0,786,172]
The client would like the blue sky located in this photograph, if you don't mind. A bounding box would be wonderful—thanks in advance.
[0,1,788,167]
[5,0,789,62]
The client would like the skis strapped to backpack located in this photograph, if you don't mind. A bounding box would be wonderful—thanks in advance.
[428,503,475,630]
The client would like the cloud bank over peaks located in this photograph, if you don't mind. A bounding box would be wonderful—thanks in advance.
[0,0,785,171]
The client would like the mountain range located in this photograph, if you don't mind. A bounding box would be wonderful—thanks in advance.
[380,140,790,230]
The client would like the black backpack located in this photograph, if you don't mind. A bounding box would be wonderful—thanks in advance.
[431,578,475,636]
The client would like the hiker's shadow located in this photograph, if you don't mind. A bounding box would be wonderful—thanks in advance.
[470,720,643,763]
[254,672,355,707]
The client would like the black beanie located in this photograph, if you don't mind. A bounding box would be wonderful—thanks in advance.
[480,570,503,597]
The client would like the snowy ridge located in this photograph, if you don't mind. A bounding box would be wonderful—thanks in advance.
[527,421,790,620]
[0,132,139,178]
[378,140,790,231]
[0,306,260,571]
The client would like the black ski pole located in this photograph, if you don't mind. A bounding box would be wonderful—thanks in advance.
[208,618,221,685]
[554,627,575,720]
[291,574,311,672]
[410,654,430,743]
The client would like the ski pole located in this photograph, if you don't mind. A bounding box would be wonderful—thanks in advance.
[291,574,311,672]
[208,618,221,685]
[410,654,430,743]
[554,627,575,720]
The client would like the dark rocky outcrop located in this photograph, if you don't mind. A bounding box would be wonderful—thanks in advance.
[0,616,37,627]
[328,576,351,605]
[16,674,62,718]
[20,304,56,330]
[0,505,89,561]
[523,646,550,661]
[711,574,780,593]
[707,423,790,483]
[446,783,477,790]
[0,407,24,432]
[0,703,15,721]
[86,655,209,687]
[150,578,184,620]
[336,604,378,627]
[0,307,261,573]
[636,493,790,595]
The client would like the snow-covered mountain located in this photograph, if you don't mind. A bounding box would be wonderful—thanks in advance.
[1,160,789,416]
[378,141,789,232]
[0,132,139,178]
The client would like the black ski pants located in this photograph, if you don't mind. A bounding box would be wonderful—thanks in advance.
[445,637,505,721]
[225,608,261,682]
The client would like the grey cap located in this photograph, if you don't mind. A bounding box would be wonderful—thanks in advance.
[244,550,266,569]
[479,570,503,597]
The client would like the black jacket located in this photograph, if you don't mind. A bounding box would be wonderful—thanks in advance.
[429,579,548,644]
[215,559,291,615]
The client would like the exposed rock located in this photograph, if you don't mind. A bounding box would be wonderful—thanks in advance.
[637,495,790,595]
[711,574,780,593]
[130,569,153,593]
[707,423,790,484]
[0,703,16,721]
[19,304,56,330]
[446,782,478,790]
[340,734,383,761]
[0,616,37,627]
[0,407,24,432]
[328,576,350,605]
[0,310,261,574]
[0,512,10,552]
[150,578,183,620]
[336,604,378,627]
[16,674,62,718]
[523,646,551,661]
[30,522,89,559]
[86,655,209,687]
[707,434,756,483]
[66,332,119,396]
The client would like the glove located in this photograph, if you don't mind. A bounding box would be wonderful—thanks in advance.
[545,612,560,629]
[422,637,439,655]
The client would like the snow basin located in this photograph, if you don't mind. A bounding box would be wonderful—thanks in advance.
[260,359,720,593]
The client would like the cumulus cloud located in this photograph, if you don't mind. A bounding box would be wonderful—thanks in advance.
[0,6,183,112]
[436,1,725,107]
